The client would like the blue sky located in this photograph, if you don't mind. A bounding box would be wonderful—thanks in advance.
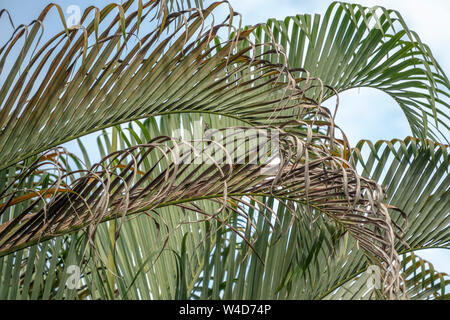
[0,0,448,277]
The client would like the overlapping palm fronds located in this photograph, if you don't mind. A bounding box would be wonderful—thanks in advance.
[250,1,450,142]
[0,0,448,300]
[353,137,449,252]
[322,137,449,299]
[0,118,408,298]
[324,252,449,300]
[191,135,449,300]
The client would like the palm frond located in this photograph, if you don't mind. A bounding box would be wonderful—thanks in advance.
[0,150,88,299]
[0,0,318,171]
[251,1,450,141]
[0,0,447,301]
[320,137,449,299]
[353,137,449,251]
[324,252,449,300]
[194,135,449,300]
[0,116,407,298]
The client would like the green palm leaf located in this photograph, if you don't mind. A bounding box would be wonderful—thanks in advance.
[190,136,449,300]
[322,137,449,299]
[354,137,449,251]
[251,1,449,141]
[0,0,316,171]
[0,0,448,301]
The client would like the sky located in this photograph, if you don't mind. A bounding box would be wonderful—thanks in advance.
[0,0,448,278]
